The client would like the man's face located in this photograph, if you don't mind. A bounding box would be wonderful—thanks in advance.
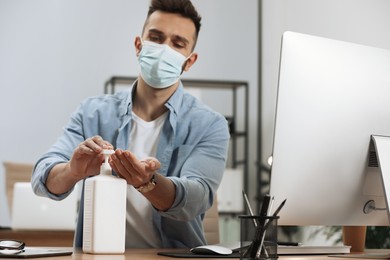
[142,11,197,57]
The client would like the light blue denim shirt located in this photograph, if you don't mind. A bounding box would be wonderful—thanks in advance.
[31,80,230,248]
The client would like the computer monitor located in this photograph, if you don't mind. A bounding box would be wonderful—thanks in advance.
[269,31,390,226]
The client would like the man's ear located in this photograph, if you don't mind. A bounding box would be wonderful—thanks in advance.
[183,52,198,72]
[134,36,142,56]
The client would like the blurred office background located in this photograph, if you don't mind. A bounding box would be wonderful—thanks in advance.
[1,0,390,243]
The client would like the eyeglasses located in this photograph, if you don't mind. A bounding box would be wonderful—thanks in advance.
[0,239,25,255]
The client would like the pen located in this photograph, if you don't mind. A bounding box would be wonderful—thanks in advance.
[271,198,287,217]
[256,195,274,259]
[242,190,257,227]
[255,198,287,259]
[263,198,287,231]
[259,194,271,217]
[243,194,271,258]
[252,194,271,259]
[266,196,275,219]
[278,241,302,246]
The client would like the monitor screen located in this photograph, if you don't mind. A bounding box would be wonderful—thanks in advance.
[269,31,390,226]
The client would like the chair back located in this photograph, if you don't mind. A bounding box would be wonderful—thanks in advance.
[203,197,220,244]
[3,161,34,214]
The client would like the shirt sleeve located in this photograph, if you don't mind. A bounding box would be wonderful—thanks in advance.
[31,103,86,200]
[159,112,230,221]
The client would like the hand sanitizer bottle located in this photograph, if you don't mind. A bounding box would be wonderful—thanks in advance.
[83,149,127,254]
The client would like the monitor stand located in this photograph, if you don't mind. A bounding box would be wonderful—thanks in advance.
[339,135,390,257]
[368,135,390,223]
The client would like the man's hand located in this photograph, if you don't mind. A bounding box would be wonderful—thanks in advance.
[46,135,113,195]
[109,149,161,187]
[68,135,114,180]
[110,150,175,211]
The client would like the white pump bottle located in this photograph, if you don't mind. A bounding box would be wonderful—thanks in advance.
[82,149,127,254]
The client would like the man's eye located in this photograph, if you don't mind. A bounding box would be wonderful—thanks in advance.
[174,42,185,49]
[149,36,161,42]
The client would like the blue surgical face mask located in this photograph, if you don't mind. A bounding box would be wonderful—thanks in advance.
[137,39,189,89]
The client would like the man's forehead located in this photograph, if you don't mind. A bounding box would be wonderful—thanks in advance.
[144,11,196,43]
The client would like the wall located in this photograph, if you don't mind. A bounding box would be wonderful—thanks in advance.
[0,0,258,228]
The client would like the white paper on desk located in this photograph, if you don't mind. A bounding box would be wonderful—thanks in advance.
[278,245,350,255]
[216,243,352,255]
[329,253,390,259]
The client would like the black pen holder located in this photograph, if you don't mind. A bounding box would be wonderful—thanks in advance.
[239,215,279,260]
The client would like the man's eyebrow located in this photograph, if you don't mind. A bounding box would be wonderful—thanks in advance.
[173,34,190,45]
[148,28,164,36]
[147,28,191,47]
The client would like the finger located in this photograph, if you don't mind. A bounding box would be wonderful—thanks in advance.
[141,157,161,171]
[111,152,134,179]
[110,160,125,179]
[77,144,95,154]
[113,150,137,172]
[114,151,148,185]
[98,137,114,150]
[111,153,144,185]
[124,151,145,172]
[111,164,128,182]
[83,136,104,153]
[74,142,97,157]
[102,141,114,150]
[89,135,114,152]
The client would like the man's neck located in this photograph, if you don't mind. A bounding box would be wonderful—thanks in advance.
[133,78,178,121]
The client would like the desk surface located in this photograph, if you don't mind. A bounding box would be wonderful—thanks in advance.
[3,248,389,260]
[0,229,74,247]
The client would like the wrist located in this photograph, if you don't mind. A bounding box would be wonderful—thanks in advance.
[46,162,79,195]
[63,163,83,184]
[135,174,156,193]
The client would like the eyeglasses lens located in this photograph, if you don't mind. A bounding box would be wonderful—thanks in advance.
[0,240,25,255]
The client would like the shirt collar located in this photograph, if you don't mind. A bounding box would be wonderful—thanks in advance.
[165,80,184,116]
[118,80,137,116]
[121,79,184,117]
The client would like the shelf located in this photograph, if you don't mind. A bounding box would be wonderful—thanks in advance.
[104,76,249,213]
[104,76,248,94]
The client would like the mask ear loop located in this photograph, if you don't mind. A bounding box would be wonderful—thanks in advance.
[139,36,144,46]
[137,36,144,54]
[181,53,193,74]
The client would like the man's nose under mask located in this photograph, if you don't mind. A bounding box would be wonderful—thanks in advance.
[137,39,191,89]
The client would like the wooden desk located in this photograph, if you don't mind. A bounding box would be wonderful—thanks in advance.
[0,229,74,247]
[3,248,389,260]
[73,249,390,259]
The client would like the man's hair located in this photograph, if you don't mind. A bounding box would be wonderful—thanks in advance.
[144,0,202,47]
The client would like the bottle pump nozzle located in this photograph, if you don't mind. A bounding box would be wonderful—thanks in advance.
[100,150,115,175]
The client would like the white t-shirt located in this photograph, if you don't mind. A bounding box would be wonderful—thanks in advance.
[125,111,167,248]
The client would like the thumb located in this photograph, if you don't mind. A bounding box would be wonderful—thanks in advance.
[142,157,161,171]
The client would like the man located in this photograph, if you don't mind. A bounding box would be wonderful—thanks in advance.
[32,0,229,249]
